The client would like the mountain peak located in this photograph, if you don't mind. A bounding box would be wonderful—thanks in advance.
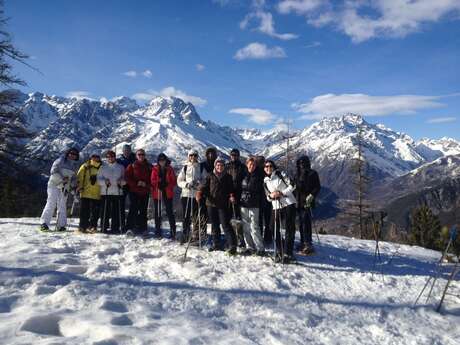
[145,96,201,123]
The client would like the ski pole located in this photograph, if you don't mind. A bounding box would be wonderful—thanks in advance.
[273,201,277,264]
[309,208,320,244]
[183,195,191,241]
[101,185,108,233]
[198,203,202,249]
[118,185,123,234]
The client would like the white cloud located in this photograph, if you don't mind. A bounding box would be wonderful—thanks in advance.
[305,41,321,48]
[293,93,446,120]
[234,42,287,60]
[240,10,298,40]
[277,0,460,43]
[196,64,205,71]
[142,69,153,78]
[123,70,137,78]
[229,107,277,124]
[426,116,457,124]
[277,0,324,15]
[132,86,207,107]
[65,91,94,100]
[123,69,153,78]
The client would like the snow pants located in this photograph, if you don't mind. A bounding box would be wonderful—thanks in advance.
[101,195,122,233]
[79,197,100,230]
[208,206,237,250]
[126,192,149,234]
[271,204,296,257]
[40,185,68,228]
[153,194,176,235]
[298,207,313,245]
[241,207,264,252]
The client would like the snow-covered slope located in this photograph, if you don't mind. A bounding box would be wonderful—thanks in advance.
[0,218,459,344]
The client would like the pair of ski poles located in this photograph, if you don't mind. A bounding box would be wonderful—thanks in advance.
[101,183,124,234]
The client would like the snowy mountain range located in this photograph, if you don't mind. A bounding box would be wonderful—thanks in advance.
[11,90,460,206]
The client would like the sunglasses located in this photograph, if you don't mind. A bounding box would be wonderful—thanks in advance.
[107,155,115,158]
[189,154,198,157]
[69,152,78,156]
[137,153,145,156]
[264,165,273,168]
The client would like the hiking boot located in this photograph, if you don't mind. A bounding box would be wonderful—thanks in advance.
[125,230,135,237]
[301,243,315,255]
[296,242,306,252]
[282,255,296,264]
[256,250,267,257]
[226,247,237,256]
[155,229,162,238]
[87,227,98,234]
[77,227,88,233]
[39,223,50,232]
[57,226,66,232]
[240,248,255,256]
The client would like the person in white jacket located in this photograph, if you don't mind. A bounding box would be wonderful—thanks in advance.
[97,150,126,234]
[263,160,297,263]
[40,148,80,231]
[177,149,206,244]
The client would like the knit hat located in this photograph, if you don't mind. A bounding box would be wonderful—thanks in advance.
[157,152,168,163]
[214,156,226,167]
[122,144,131,152]
[188,149,198,156]
[230,148,240,156]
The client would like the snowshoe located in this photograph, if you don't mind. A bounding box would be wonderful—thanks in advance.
[39,224,50,232]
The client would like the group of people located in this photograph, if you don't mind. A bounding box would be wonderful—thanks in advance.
[39,144,321,263]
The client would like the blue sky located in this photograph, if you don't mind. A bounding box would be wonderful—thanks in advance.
[6,0,460,140]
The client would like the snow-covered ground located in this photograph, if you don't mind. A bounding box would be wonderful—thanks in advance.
[0,218,459,345]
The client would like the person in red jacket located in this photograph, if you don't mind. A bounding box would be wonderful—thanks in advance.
[151,153,177,239]
[125,149,151,235]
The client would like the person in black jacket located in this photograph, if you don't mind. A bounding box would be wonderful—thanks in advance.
[196,157,237,255]
[295,155,321,254]
[226,148,248,247]
[116,144,136,231]
[255,155,272,243]
[240,157,265,256]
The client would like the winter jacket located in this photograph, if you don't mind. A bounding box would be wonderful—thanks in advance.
[263,170,296,210]
[199,172,235,209]
[150,164,176,199]
[177,161,206,198]
[76,160,102,200]
[97,161,126,196]
[240,169,264,209]
[225,160,248,200]
[48,154,78,189]
[125,160,151,196]
[116,153,136,168]
[295,165,321,209]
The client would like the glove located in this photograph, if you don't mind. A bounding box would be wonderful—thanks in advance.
[305,194,314,208]
[195,191,202,201]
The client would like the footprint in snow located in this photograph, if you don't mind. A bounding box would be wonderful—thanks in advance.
[100,300,128,313]
[110,314,133,326]
[20,314,62,336]
[0,295,19,313]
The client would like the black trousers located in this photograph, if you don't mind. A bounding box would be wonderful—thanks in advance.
[153,195,176,234]
[126,192,149,233]
[101,195,122,233]
[260,199,273,241]
[271,204,296,256]
[298,207,313,244]
[79,198,100,229]
[208,206,237,249]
